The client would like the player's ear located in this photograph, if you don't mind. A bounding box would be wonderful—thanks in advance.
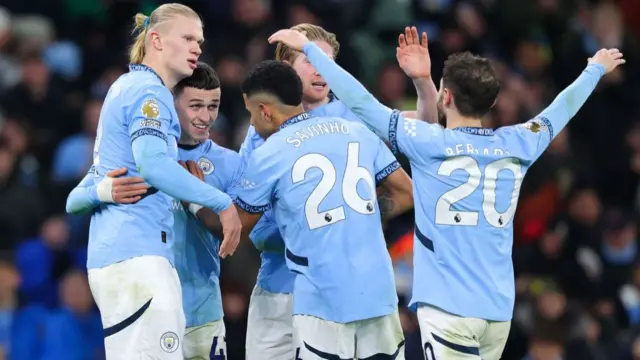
[443,89,452,107]
[258,103,271,121]
[149,31,162,51]
[490,98,497,109]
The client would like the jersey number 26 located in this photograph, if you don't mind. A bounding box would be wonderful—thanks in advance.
[292,142,377,230]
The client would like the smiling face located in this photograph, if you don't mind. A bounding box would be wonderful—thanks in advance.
[175,86,221,144]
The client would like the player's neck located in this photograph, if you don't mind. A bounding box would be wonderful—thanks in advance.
[141,58,179,89]
[179,135,200,147]
[446,114,483,129]
[278,105,307,126]
[302,96,330,112]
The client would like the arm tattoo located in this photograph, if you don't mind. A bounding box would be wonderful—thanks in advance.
[377,188,396,219]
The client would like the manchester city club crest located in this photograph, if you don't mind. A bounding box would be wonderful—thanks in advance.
[198,157,214,175]
[160,331,179,353]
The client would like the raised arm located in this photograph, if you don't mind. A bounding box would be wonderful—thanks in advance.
[533,48,625,144]
[269,30,395,141]
[396,27,439,124]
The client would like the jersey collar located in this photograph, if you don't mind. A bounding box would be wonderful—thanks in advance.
[178,142,203,151]
[453,126,494,136]
[280,112,313,129]
[128,64,165,86]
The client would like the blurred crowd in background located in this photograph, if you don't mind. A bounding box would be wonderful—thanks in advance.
[0,0,639,359]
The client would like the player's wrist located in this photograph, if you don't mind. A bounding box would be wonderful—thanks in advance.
[411,75,432,83]
[96,176,115,203]
[188,203,204,217]
[586,63,606,77]
[302,42,316,55]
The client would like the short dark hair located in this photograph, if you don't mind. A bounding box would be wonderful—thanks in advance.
[442,52,500,118]
[241,60,302,106]
[174,62,220,96]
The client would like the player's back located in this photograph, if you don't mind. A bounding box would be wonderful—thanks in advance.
[173,139,242,327]
[408,123,550,322]
[88,65,181,269]
[241,97,372,294]
[259,114,398,323]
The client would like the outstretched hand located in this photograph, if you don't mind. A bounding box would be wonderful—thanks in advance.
[396,26,431,80]
[588,48,625,74]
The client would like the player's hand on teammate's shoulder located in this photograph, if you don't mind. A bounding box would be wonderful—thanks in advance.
[268,29,310,51]
[588,48,625,74]
[104,167,149,204]
[396,26,431,80]
[218,204,242,259]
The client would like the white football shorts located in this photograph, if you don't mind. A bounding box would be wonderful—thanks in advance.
[183,319,226,359]
[417,304,511,360]
[245,285,295,360]
[293,311,405,359]
[88,255,186,359]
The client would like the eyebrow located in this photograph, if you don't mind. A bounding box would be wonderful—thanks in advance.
[189,98,220,103]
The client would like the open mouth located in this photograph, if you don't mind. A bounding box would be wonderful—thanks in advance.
[187,59,197,68]
[192,123,208,130]
[311,81,327,91]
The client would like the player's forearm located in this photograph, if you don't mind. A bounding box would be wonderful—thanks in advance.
[132,137,232,213]
[538,63,605,138]
[303,42,394,141]
[377,168,414,220]
[66,185,99,215]
[194,207,224,238]
[413,77,439,124]
[65,173,100,215]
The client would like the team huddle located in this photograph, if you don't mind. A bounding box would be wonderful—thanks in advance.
[64,3,625,360]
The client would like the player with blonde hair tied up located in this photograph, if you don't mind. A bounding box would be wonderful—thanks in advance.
[66,3,241,359]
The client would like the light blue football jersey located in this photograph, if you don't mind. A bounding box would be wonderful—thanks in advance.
[236,113,401,323]
[301,41,606,321]
[173,140,243,327]
[238,96,367,294]
[87,64,181,269]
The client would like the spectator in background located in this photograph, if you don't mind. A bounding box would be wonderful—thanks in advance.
[51,96,101,184]
[0,7,20,94]
[38,270,103,360]
[14,214,72,307]
[0,259,19,359]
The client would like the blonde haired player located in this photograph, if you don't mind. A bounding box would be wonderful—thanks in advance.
[66,4,241,359]
[241,23,431,360]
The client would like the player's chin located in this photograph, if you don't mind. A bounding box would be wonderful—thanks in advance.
[189,126,210,142]
[179,66,195,79]
[305,87,329,102]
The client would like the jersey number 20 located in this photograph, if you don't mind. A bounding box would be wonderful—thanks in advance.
[435,156,523,228]
[292,142,376,230]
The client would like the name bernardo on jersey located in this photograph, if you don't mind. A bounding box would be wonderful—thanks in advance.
[445,143,510,157]
[286,121,351,147]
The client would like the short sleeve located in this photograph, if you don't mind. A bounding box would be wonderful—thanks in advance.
[388,110,442,165]
[373,137,401,185]
[127,87,176,144]
[234,147,279,214]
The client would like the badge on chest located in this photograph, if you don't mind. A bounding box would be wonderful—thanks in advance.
[198,157,214,175]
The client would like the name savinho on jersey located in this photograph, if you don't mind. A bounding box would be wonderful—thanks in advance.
[286,121,351,147]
